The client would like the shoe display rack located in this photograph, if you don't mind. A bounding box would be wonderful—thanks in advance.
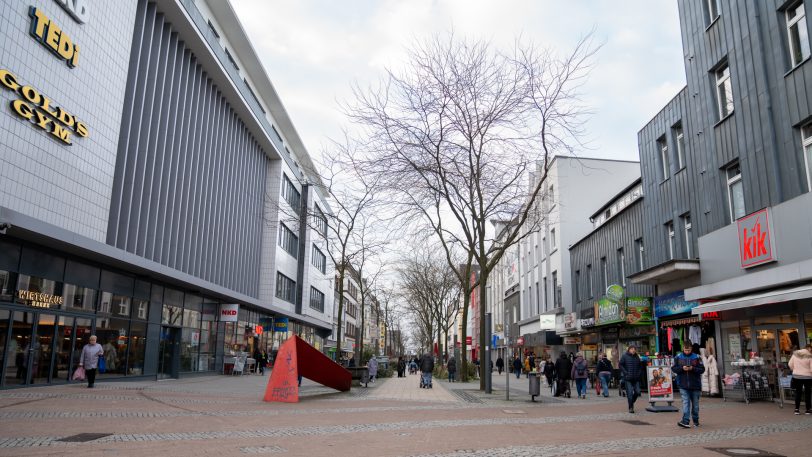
[722,364,773,404]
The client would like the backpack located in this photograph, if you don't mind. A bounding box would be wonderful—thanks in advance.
[575,359,587,376]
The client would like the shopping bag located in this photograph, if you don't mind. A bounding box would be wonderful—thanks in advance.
[72,366,86,381]
[98,356,106,374]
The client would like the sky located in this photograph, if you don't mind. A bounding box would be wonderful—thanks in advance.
[230,0,687,166]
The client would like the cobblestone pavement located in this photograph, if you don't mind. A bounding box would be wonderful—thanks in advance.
[0,373,807,456]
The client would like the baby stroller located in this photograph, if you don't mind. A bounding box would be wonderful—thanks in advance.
[419,371,433,388]
[554,377,571,398]
[409,361,418,375]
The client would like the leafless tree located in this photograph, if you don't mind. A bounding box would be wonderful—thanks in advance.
[346,33,597,389]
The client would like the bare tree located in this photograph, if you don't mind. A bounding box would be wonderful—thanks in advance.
[347,33,596,389]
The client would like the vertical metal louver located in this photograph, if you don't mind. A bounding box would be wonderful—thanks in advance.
[108,0,266,297]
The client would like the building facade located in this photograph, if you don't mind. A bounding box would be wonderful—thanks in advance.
[0,0,335,388]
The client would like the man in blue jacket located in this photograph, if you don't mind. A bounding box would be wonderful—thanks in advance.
[619,345,643,413]
[672,343,705,428]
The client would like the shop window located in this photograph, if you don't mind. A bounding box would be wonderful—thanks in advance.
[62,284,97,313]
[0,270,18,302]
[95,316,129,378]
[127,321,146,375]
[15,274,62,309]
[99,292,131,318]
[162,304,182,326]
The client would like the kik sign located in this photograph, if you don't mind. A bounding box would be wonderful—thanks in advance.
[737,208,776,268]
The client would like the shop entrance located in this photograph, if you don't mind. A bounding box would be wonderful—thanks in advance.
[755,325,801,396]
[158,326,180,379]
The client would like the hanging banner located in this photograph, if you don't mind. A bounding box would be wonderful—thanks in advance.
[274,317,289,333]
[647,364,674,403]
[654,291,698,318]
[595,298,625,326]
[220,304,239,322]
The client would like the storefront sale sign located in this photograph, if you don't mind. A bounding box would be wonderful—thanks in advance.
[647,365,674,402]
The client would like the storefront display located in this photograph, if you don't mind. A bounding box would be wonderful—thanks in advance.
[654,291,717,359]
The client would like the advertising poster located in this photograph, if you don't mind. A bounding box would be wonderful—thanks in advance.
[625,297,653,325]
[647,365,674,402]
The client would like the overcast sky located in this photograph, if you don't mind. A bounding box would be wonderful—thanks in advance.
[231,0,686,166]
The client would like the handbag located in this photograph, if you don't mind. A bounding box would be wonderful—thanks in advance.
[98,355,106,373]
[72,366,86,381]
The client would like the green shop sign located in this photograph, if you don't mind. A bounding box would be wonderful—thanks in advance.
[625,297,653,325]
[595,298,625,326]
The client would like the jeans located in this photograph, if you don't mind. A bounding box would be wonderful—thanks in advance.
[680,388,701,425]
[448,371,455,382]
[599,373,611,397]
[421,372,432,386]
[625,380,641,409]
[515,369,521,379]
[794,378,812,411]
[574,378,587,397]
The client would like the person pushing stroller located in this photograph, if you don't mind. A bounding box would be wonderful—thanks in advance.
[419,353,434,388]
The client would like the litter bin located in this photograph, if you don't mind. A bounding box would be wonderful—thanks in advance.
[361,369,370,387]
[529,372,541,402]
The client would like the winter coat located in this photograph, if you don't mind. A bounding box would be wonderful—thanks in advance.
[495,357,504,369]
[419,354,434,373]
[80,343,104,369]
[619,351,642,382]
[543,361,556,377]
[571,356,589,379]
[398,359,406,372]
[367,357,378,377]
[789,348,812,379]
[447,357,457,373]
[555,356,572,380]
[672,352,705,391]
[512,357,522,372]
[597,358,613,375]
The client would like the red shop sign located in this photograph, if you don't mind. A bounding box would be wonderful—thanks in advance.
[701,312,721,321]
[516,337,525,346]
[737,208,777,269]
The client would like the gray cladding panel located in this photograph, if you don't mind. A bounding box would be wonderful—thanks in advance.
[107,0,267,297]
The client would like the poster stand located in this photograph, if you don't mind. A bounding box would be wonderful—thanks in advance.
[645,357,678,412]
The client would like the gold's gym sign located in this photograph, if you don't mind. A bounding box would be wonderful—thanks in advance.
[0,69,89,144]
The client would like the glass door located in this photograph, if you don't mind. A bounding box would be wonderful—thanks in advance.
[30,314,56,384]
[0,310,9,385]
[158,326,180,379]
[6,311,34,386]
[53,316,74,383]
[756,326,801,397]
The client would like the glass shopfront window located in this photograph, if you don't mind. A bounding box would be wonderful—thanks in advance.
[162,304,182,326]
[128,321,146,375]
[63,284,97,313]
[95,316,130,377]
[0,270,17,302]
[15,275,62,309]
[133,298,148,320]
[0,310,9,381]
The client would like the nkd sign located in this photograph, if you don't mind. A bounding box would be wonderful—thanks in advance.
[737,208,777,269]
[220,304,239,322]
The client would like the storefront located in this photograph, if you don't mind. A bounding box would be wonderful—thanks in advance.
[593,298,626,367]
[621,296,656,356]
[654,290,718,358]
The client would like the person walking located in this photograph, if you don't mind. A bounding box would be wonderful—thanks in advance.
[619,345,643,413]
[367,356,378,383]
[420,353,434,388]
[78,335,104,388]
[788,343,812,415]
[524,356,531,378]
[543,356,556,387]
[397,356,406,378]
[554,351,572,397]
[447,356,457,382]
[571,352,589,399]
[496,356,504,375]
[597,353,614,398]
[512,356,522,379]
[673,343,705,427]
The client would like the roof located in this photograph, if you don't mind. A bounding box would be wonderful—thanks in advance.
[589,177,643,220]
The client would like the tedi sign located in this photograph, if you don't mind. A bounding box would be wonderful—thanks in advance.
[737,208,776,269]
[0,69,89,145]
[29,7,80,68]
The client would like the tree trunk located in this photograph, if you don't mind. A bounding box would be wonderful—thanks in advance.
[478,267,489,391]
[460,291,470,382]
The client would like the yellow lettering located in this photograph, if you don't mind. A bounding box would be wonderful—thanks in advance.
[38,96,59,118]
[57,30,74,61]
[51,122,72,144]
[20,86,42,105]
[0,69,20,91]
[11,99,34,121]
[69,44,79,68]
[56,107,75,127]
[33,109,52,130]
[45,21,61,50]
[29,7,49,40]
[75,121,88,137]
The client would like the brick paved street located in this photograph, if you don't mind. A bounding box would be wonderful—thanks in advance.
[0,373,808,457]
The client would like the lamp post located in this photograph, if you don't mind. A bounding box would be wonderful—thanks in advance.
[505,306,510,401]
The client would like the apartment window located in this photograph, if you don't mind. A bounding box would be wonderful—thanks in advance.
[674,123,685,169]
[310,287,325,312]
[543,277,548,310]
[726,162,745,221]
[314,205,328,236]
[528,285,533,311]
[715,62,734,119]
[347,281,358,300]
[550,228,556,250]
[207,20,220,40]
[224,48,240,72]
[666,221,675,260]
[551,271,558,307]
[275,272,296,303]
[586,265,593,298]
[535,281,540,314]
[574,270,580,302]
[635,238,645,270]
[706,0,720,24]
[682,214,693,258]
[617,248,626,286]
[658,136,670,179]
[278,223,299,258]
[787,2,811,67]
[311,245,327,274]
[600,257,608,291]
[549,185,555,206]
[282,174,301,210]
[803,124,812,190]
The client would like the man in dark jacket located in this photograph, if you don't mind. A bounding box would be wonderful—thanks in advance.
[673,344,705,428]
[419,353,434,388]
[512,356,522,379]
[619,345,643,413]
[447,356,457,382]
[554,352,572,397]
[496,356,504,374]
[596,354,613,397]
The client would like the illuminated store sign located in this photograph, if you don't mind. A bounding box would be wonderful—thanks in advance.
[0,68,89,145]
[54,0,89,24]
[29,7,80,68]
[18,290,64,308]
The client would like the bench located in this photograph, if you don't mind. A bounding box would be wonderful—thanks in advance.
[346,367,370,387]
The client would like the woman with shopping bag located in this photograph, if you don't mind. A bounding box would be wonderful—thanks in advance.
[78,335,104,388]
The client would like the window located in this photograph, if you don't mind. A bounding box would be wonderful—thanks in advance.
[243,78,266,114]
[635,238,645,270]
[282,174,301,210]
[543,277,548,311]
[803,124,812,190]
[600,257,607,291]
[310,287,325,312]
[275,272,296,303]
[682,214,693,258]
[587,264,593,298]
[278,223,299,258]
[715,63,734,119]
[706,0,720,24]
[224,48,239,72]
[666,221,675,260]
[674,123,685,169]
[726,162,745,221]
[574,270,580,302]
[617,248,626,286]
[550,228,556,250]
[346,281,358,300]
[658,136,670,179]
[549,185,555,206]
[314,205,328,236]
[207,20,220,40]
[311,245,327,274]
[552,271,559,307]
[535,281,540,314]
[787,2,811,67]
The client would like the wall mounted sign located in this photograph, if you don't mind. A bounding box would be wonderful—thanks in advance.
[18,290,63,308]
[625,297,653,325]
[54,0,89,24]
[701,311,721,321]
[606,284,625,303]
[219,303,239,322]
[579,318,595,328]
[563,312,578,330]
[737,208,777,269]
[563,337,581,345]
[29,7,80,68]
[274,317,289,333]
[595,298,625,326]
[654,291,698,318]
[0,69,89,144]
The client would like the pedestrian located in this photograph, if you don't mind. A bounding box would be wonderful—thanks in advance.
[254,349,265,375]
[529,353,535,372]
[397,356,406,378]
[489,359,494,373]
[447,356,457,382]
[597,353,614,398]
[524,356,531,378]
[788,343,812,415]
[496,356,504,374]
[420,353,434,388]
[619,345,643,413]
[78,335,104,388]
[673,343,705,428]
[367,357,378,383]
[571,351,589,399]
[554,351,572,397]
[512,356,522,379]
[543,356,555,387]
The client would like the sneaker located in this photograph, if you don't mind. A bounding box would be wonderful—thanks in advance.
[677,422,691,429]
[629,408,635,414]
[795,409,801,415]
[806,411,812,415]
[693,423,700,428]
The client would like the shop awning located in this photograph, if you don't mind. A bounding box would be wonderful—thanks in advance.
[691,283,812,315]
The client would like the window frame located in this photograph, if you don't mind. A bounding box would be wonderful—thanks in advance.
[726,162,745,221]
[278,222,299,259]
[658,136,670,180]
[674,124,686,169]
[682,214,693,259]
[309,287,325,313]
[550,228,556,250]
[706,0,720,24]
[617,247,626,287]
[574,270,580,302]
[715,63,734,119]
[311,244,327,274]
[600,257,608,291]
[635,238,645,271]
[275,272,296,304]
[786,2,811,67]
[666,221,676,260]
[587,264,593,298]
[803,124,812,191]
